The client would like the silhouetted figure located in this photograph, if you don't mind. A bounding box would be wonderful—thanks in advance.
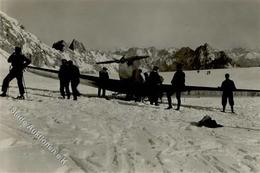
[158,75,164,103]
[132,69,144,102]
[98,67,109,97]
[221,73,236,113]
[132,69,144,84]
[141,72,150,102]
[68,60,80,100]
[58,59,70,99]
[166,64,185,110]
[0,47,31,99]
[144,72,149,82]
[148,66,162,106]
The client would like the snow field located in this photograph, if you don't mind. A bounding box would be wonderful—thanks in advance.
[1,86,260,172]
[1,49,260,172]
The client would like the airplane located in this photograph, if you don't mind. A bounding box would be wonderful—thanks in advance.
[26,55,260,100]
[96,55,149,80]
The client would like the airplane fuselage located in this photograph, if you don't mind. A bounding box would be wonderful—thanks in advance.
[118,61,140,80]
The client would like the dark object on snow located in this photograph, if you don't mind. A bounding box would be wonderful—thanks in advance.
[192,115,223,128]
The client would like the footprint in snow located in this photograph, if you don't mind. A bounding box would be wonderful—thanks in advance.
[0,138,17,148]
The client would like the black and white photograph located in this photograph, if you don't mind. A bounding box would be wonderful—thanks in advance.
[0,0,260,172]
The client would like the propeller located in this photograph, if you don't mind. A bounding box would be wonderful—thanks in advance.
[96,55,149,64]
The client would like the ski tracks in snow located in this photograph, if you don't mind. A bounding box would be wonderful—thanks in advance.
[1,88,260,172]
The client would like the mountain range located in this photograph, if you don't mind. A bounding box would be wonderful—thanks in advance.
[0,11,259,74]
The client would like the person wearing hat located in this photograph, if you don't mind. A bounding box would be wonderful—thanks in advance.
[0,46,31,99]
[98,67,109,97]
[166,63,185,110]
[220,73,236,113]
[58,59,70,99]
[147,66,162,106]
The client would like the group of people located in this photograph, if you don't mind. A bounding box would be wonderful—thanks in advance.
[144,66,163,105]
[58,59,80,100]
[0,47,237,113]
[98,63,236,113]
[147,64,236,112]
[0,47,81,101]
[142,64,185,110]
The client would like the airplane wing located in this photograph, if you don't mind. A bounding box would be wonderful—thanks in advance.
[160,84,260,93]
[96,56,149,64]
[96,60,120,64]
[126,56,149,61]
[27,65,125,91]
[26,66,260,94]
[96,56,123,64]
[184,86,260,92]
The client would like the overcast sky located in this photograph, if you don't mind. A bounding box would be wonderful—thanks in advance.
[1,0,259,50]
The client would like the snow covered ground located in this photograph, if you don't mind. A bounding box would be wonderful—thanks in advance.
[162,68,260,90]
[1,49,260,173]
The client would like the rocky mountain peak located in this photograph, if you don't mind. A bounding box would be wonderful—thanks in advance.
[69,39,86,54]
[196,43,215,54]
[52,40,69,52]
[1,11,259,72]
[0,11,119,73]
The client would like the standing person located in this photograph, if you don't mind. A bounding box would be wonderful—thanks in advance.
[98,67,109,97]
[158,75,164,103]
[68,60,80,100]
[58,59,70,99]
[141,72,149,102]
[132,69,144,84]
[144,72,149,82]
[221,73,236,113]
[166,64,185,110]
[0,46,31,99]
[132,68,144,101]
[148,66,162,106]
